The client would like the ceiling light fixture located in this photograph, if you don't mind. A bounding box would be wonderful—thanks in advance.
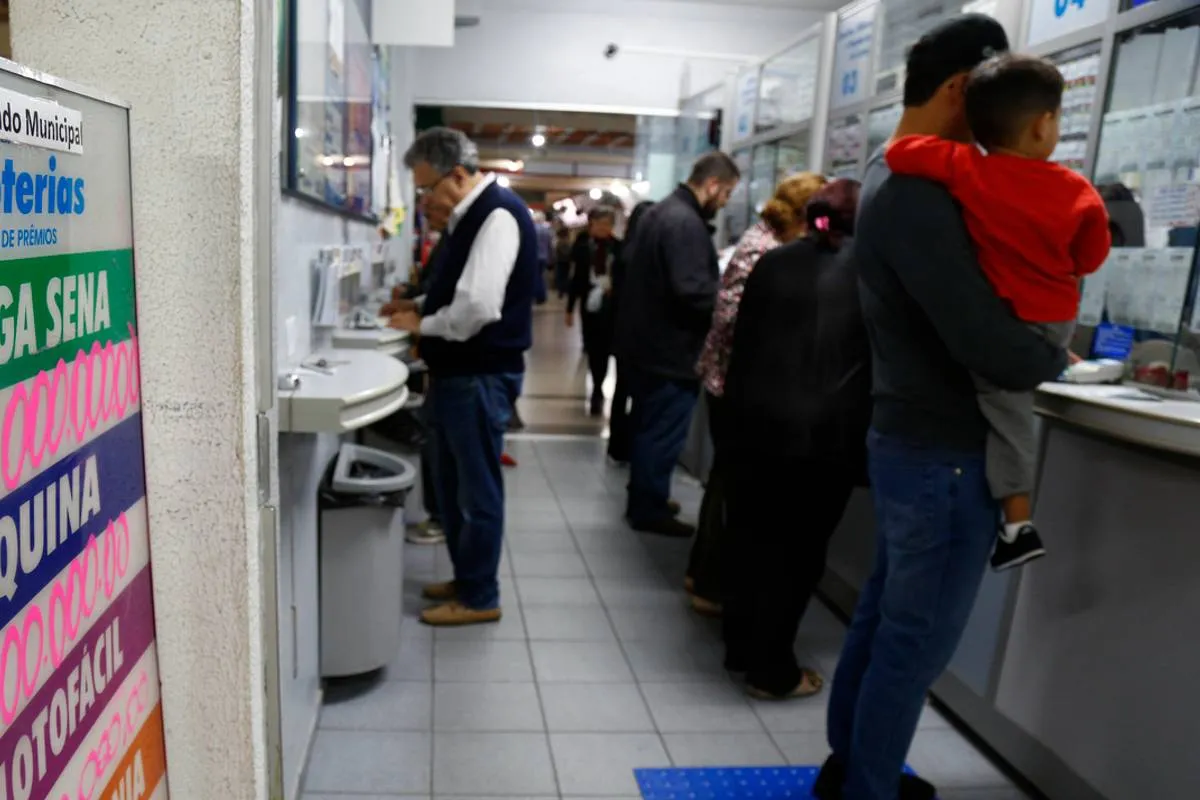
[531,133,546,148]
[589,188,603,200]
[497,175,511,188]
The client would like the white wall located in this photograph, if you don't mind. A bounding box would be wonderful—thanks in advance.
[415,0,827,113]
[275,197,347,800]
[273,41,418,800]
[10,1,269,799]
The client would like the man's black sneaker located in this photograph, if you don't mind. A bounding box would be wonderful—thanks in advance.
[631,517,695,538]
[812,754,937,800]
[991,523,1047,571]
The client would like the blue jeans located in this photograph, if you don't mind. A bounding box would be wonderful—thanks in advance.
[626,367,698,527]
[427,373,522,609]
[827,430,999,800]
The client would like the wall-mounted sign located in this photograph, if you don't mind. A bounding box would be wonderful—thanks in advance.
[1026,0,1109,48]
[732,68,759,142]
[832,3,877,111]
[0,68,167,800]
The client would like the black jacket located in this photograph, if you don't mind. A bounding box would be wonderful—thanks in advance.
[723,237,872,479]
[614,185,718,381]
[567,233,622,315]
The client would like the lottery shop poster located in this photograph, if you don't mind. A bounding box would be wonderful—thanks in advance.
[0,69,168,800]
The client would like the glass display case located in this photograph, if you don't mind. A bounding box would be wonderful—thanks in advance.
[867,102,903,159]
[757,36,822,134]
[827,113,866,179]
[1048,42,1103,173]
[1081,7,1200,384]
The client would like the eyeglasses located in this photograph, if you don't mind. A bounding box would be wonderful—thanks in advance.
[415,170,454,199]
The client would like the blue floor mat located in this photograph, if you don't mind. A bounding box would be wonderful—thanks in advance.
[635,765,923,799]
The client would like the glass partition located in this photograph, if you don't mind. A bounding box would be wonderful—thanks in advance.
[724,149,755,244]
[750,144,780,219]
[731,67,761,144]
[875,0,999,95]
[775,131,813,180]
[634,115,680,201]
[867,102,903,159]
[1081,8,1200,384]
[876,0,959,93]
[757,36,822,134]
[676,85,724,184]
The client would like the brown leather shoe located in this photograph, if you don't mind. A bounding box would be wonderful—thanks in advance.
[422,581,456,601]
[420,601,502,627]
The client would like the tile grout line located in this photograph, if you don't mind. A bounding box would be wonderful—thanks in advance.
[526,440,567,800]
[550,455,676,778]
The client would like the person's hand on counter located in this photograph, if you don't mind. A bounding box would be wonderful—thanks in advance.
[1068,350,1083,364]
[389,309,422,334]
[381,297,418,316]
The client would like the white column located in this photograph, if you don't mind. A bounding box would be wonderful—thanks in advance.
[10,2,269,799]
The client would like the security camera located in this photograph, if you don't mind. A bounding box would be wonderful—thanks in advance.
[604,43,619,59]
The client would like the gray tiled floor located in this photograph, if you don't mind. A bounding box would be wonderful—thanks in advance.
[303,438,1029,800]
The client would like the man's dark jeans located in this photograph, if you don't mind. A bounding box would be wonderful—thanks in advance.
[827,429,999,800]
[428,373,522,610]
[625,367,699,527]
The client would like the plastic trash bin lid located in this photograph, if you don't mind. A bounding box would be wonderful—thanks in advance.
[331,443,418,495]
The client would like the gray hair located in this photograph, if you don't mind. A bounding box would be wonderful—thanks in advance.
[404,127,480,174]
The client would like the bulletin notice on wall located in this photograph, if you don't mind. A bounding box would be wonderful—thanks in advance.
[0,68,168,800]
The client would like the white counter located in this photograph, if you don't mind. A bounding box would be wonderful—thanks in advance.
[1034,382,1200,458]
[331,325,410,356]
[279,349,410,434]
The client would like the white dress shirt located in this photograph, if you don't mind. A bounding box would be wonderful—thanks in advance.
[419,174,521,342]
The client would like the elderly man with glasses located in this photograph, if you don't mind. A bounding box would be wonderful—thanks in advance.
[390,127,539,627]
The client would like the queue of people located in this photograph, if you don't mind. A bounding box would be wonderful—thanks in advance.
[600,13,1083,800]
[391,18,1097,791]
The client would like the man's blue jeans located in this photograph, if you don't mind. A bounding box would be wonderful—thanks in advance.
[427,373,522,610]
[626,367,699,527]
[827,429,999,800]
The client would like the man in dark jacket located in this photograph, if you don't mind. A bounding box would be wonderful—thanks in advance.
[614,152,740,537]
[566,206,622,416]
[815,17,1066,800]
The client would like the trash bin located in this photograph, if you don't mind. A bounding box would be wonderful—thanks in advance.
[319,443,416,678]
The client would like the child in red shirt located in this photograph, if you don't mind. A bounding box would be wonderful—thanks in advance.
[886,53,1111,571]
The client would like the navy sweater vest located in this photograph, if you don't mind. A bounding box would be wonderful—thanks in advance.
[421,181,538,376]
